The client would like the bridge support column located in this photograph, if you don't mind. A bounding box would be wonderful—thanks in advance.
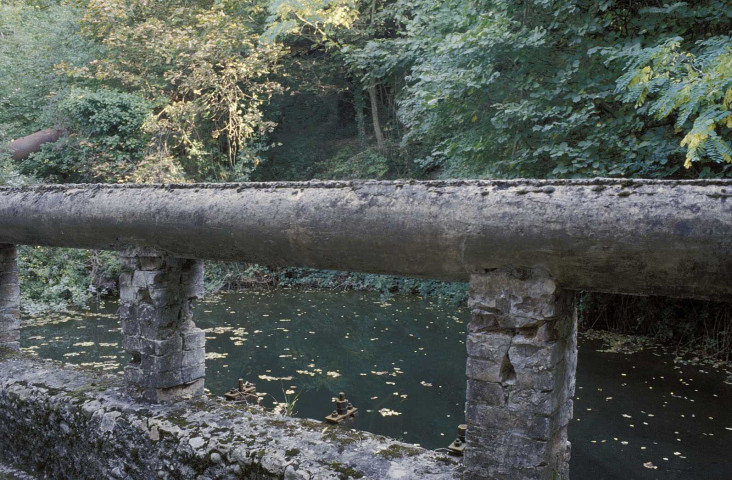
[0,245,20,352]
[119,253,206,402]
[464,268,576,480]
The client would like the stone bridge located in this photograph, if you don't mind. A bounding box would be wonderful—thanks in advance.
[0,179,730,479]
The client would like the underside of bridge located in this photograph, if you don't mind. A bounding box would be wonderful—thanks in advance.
[0,179,729,479]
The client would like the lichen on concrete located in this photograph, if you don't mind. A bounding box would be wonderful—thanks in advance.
[0,180,729,301]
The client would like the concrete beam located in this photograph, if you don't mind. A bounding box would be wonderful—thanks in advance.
[0,180,730,301]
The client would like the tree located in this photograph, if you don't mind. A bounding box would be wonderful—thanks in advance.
[347,0,732,179]
[62,0,286,181]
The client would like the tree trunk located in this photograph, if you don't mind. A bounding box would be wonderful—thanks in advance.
[368,84,386,153]
[354,87,368,149]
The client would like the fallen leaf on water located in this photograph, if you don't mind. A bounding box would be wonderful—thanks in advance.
[378,408,402,417]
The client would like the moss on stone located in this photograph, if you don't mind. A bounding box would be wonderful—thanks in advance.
[328,461,364,479]
[284,448,300,458]
[376,443,423,460]
[166,414,191,428]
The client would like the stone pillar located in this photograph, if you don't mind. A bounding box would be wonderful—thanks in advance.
[0,244,20,352]
[119,253,206,402]
[464,267,577,480]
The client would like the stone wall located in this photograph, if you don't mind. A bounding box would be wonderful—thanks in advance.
[0,354,459,480]
[464,268,577,480]
[0,245,19,351]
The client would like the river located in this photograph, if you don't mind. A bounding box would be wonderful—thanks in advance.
[18,289,732,479]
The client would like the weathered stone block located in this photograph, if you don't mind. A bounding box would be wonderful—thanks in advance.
[182,329,206,351]
[466,357,504,383]
[0,284,20,304]
[468,268,556,312]
[138,256,165,271]
[181,364,206,384]
[512,355,564,392]
[118,273,134,302]
[465,431,549,469]
[121,335,142,354]
[0,244,19,351]
[463,450,546,480]
[466,379,506,406]
[143,377,204,403]
[121,317,141,337]
[141,335,183,356]
[465,332,512,361]
[0,271,18,285]
[145,370,183,389]
[508,340,566,371]
[0,314,19,332]
[466,403,555,441]
[148,285,184,308]
[132,270,164,289]
[124,365,144,386]
[182,347,204,368]
[469,308,544,331]
[507,388,560,416]
[182,260,205,299]
[141,351,185,373]
[0,330,20,344]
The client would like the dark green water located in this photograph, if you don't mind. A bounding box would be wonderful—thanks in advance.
[19,290,732,479]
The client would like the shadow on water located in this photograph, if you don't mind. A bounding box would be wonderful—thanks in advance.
[19,289,732,479]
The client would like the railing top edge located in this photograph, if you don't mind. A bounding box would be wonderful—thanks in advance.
[1,177,731,192]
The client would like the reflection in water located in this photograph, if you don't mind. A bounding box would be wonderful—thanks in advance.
[19,290,732,479]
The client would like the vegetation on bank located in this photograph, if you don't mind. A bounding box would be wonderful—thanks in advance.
[0,1,730,359]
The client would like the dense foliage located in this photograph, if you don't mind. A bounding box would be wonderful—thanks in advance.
[346,0,731,178]
[2,0,729,182]
[21,88,152,182]
[0,1,729,357]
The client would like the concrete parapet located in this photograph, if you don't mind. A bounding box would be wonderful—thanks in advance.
[464,268,577,480]
[120,253,206,402]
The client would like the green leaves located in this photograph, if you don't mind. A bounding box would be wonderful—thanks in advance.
[71,0,285,180]
[612,35,732,168]
[264,0,359,47]
[346,0,731,179]
[19,88,152,183]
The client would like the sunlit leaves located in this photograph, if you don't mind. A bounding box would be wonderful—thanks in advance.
[611,36,732,169]
[70,0,286,180]
[265,0,359,47]
[347,0,731,178]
